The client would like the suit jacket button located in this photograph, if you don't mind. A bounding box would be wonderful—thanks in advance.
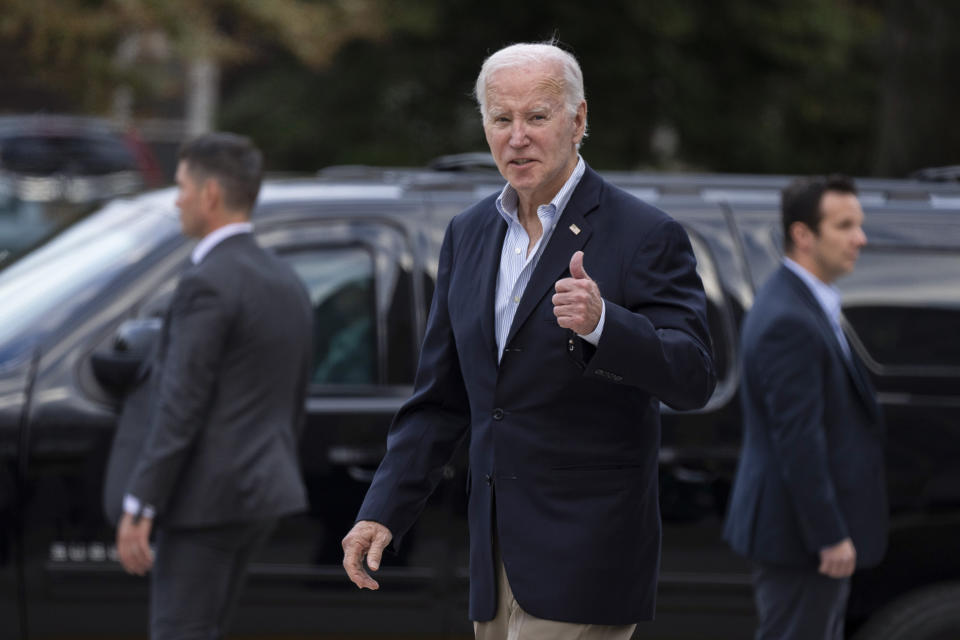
[485,474,493,486]
[568,339,575,352]
[492,408,504,420]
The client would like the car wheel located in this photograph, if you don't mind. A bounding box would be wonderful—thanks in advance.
[852,582,960,640]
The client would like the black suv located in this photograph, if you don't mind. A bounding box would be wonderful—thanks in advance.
[0,160,958,639]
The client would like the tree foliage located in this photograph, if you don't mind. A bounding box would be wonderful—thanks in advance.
[2,0,957,176]
[0,0,390,112]
[220,0,895,174]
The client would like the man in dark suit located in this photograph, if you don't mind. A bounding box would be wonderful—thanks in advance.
[116,133,313,640]
[723,175,887,639]
[342,42,716,639]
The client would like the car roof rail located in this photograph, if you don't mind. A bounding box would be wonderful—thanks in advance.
[428,152,498,172]
[316,165,394,180]
[909,165,960,182]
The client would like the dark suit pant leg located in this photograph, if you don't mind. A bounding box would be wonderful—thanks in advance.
[752,563,850,640]
[150,519,277,640]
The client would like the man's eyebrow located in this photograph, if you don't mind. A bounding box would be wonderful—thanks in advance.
[513,103,554,115]
[485,101,557,119]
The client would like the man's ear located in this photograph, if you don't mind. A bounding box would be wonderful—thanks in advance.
[789,221,814,251]
[200,177,221,212]
[573,101,587,144]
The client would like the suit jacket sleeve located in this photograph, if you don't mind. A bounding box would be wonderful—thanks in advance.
[754,314,849,552]
[125,271,231,516]
[585,218,716,410]
[356,219,471,545]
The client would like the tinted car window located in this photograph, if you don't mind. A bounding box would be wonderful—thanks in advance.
[687,229,737,406]
[842,249,960,370]
[284,247,377,385]
[258,215,421,387]
[848,306,959,369]
[730,209,782,287]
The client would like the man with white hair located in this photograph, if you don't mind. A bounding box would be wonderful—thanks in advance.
[342,41,716,639]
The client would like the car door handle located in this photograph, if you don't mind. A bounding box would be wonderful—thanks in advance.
[327,444,383,466]
[345,465,377,483]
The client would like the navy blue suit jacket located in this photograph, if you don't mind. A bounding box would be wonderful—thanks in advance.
[357,165,716,624]
[723,265,888,568]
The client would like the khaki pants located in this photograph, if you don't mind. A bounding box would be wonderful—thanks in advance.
[474,557,637,640]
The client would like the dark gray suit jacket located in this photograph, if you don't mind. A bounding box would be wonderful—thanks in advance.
[125,232,312,529]
[723,265,888,568]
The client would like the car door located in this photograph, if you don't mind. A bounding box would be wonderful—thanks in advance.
[7,197,467,637]
[646,200,757,638]
[834,209,960,623]
[228,212,467,635]
[8,200,187,639]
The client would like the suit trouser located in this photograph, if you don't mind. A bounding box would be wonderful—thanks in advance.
[752,563,850,640]
[474,545,636,640]
[150,519,276,640]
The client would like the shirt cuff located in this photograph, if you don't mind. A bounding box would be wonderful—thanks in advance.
[123,494,156,519]
[577,299,605,346]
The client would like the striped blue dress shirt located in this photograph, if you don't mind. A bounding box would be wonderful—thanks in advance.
[493,156,604,361]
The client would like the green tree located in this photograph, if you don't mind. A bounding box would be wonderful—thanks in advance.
[4,0,957,176]
[220,0,891,174]
[0,0,391,114]
[873,0,960,175]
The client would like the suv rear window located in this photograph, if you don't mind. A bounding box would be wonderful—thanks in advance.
[284,247,378,386]
[842,249,960,371]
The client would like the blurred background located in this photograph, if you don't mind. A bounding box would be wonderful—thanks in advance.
[2,0,958,182]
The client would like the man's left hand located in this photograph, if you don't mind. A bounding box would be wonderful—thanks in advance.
[117,512,154,576]
[819,537,856,579]
[553,251,602,335]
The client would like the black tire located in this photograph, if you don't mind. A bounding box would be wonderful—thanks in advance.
[852,582,960,640]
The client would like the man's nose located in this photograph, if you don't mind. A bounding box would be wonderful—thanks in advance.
[856,227,868,247]
[509,121,528,146]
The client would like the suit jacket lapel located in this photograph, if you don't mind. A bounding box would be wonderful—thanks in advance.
[159,260,198,361]
[504,167,601,349]
[478,211,508,363]
[842,322,882,422]
[781,266,879,420]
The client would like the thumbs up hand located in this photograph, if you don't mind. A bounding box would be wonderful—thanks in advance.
[553,251,603,335]
[569,250,589,280]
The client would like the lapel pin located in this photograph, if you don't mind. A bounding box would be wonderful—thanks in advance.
[569,223,581,235]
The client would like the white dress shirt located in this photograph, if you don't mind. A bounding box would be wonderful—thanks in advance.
[191,222,254,265]
[493,156,605,361]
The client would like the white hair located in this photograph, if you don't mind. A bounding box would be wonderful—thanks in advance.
[474,42,588,136]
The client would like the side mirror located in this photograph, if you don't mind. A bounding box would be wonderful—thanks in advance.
[91,317,162,394]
